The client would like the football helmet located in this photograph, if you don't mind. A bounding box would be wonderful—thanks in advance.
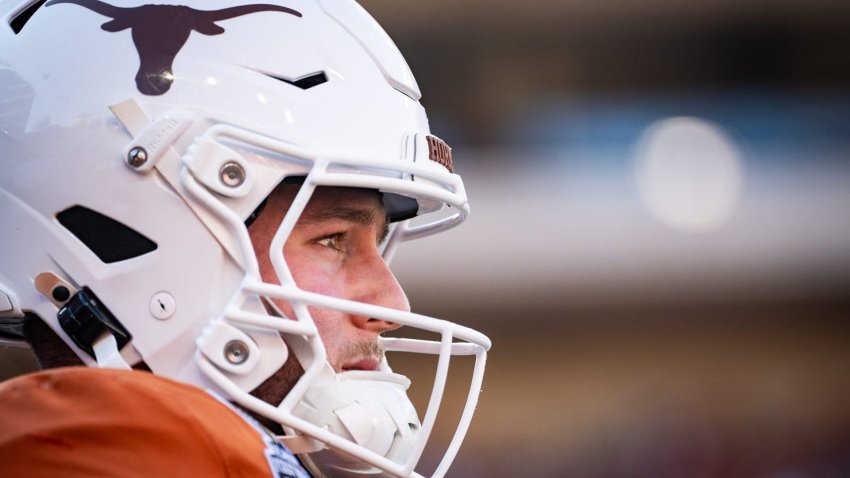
[0,1,490,477]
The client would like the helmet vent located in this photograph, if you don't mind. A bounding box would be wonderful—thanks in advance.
[56,206,158,264]
[269,71,328,90]
[8,0,46,34]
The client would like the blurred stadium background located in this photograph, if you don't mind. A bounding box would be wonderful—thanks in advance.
[374,0,850,476]
[3,0,850,476]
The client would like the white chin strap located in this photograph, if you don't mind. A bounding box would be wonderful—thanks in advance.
[92,333,131,370]
[281,365,421,478]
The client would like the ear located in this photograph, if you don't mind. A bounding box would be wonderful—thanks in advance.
[101,19,130,32]
[195,22,225,35]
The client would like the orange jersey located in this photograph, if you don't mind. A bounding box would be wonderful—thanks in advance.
[0,367,311,478]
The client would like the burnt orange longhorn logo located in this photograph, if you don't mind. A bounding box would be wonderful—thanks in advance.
[46,0,301,95]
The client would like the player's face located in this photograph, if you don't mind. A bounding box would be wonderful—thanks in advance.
[249,184,408,373]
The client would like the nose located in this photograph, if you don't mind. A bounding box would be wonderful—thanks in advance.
[349,252,409,333]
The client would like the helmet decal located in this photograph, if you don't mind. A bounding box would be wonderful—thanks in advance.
[45,0,302,95]
[426,135,454,173]
[2,1,491,475]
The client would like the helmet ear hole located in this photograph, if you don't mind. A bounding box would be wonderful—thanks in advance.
[56,205,157,264]
[2,1,485,474]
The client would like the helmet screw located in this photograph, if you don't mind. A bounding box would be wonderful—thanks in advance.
[127,147,148,168]
[219,161,245,188]
[224,340,249,365]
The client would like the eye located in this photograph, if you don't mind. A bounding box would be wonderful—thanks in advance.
[315,232,345,252]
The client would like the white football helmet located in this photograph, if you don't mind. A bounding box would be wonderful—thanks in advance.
[0,1,490,477]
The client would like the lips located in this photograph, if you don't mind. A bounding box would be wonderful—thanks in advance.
[340,356,381,371]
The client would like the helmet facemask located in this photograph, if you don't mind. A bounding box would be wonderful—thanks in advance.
[0,1,490,476]
[172,122,490,478]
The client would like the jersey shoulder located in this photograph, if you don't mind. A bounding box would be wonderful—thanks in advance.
[0,367,311,478]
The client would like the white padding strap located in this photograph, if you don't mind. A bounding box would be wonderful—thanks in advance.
[109,99,150,134]
[92,332,131,371]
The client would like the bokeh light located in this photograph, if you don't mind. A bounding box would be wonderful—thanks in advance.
[634,117,744,233]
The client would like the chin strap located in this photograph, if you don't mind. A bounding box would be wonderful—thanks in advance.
[92,332,132,370]
[34,272,133,370]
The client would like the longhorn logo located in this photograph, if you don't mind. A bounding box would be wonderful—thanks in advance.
[46,0,302,95]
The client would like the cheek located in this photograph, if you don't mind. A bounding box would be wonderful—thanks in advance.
[284,250,349,364]
[282,239,356,301]
[284,251,339,296]
[309,307,345,363]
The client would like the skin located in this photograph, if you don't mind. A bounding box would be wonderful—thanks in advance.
[27,183,407,423]
[247,184,408,408]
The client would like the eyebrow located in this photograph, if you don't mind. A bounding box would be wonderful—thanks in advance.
[300,207,391,244]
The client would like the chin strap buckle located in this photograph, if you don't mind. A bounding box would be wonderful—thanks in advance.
[58,286,132,369]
